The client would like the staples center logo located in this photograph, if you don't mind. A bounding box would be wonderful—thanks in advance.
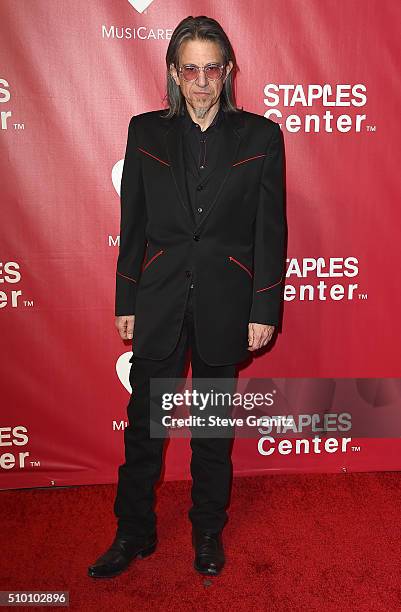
[0,78,12,130]
[0,261,25,309]
[127,0,155,13]
[284,256,366,302]
[264,83,374,133]
[0,426,30,470]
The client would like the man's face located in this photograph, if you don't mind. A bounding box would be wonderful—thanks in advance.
[170,39,233,119]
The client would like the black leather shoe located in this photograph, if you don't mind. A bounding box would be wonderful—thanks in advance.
[88,533,157,578]
[193,530,225,576]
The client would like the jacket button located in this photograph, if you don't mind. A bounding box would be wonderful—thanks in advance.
[196,185,204,191]
[193,234,200,241]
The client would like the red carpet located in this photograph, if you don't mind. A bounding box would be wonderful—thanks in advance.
[2,472,401,611]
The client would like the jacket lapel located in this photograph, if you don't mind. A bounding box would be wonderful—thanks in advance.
[164,118,192,223]
[164,108,244,231]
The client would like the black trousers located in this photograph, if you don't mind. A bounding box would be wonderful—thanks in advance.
[113,286,238,538]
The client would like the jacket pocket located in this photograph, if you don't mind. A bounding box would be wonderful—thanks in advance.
[142,249,164,272]
[137,147,170,167]
[228,255,253,278]
[232,154,266,168]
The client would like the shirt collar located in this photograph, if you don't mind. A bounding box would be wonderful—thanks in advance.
[181,104,224,134]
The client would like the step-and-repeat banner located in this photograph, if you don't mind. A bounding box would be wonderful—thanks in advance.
[1,1,400,490]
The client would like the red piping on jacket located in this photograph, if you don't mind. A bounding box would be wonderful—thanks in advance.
[228,256,253,278]
[232,154,266,167]
[137,147,170,167]
[256,275,284,292]
[142,249,164,271]
[116,271,136,283]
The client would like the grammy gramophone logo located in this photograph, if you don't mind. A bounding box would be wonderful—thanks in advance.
[127,0,156,13]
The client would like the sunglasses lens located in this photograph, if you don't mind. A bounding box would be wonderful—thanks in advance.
[182,67,198,80]
[180,65,223,81]
[205,66,222,79]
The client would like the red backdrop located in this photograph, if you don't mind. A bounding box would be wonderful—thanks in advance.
[1,0,401,490]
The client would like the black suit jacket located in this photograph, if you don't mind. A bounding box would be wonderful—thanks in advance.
[115,107,286,366]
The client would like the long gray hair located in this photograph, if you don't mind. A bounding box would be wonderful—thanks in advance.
[161,15,241,119]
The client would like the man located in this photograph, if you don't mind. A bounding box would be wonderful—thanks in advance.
[88,15,286,579]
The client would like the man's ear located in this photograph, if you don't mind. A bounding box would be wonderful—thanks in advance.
[169,63,180,86]
[224,60,234,82]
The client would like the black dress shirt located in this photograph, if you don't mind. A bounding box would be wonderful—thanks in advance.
[180,105,225,289]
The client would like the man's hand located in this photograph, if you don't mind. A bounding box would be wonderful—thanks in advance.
[115,315,135,340]
[248,322,275,351]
